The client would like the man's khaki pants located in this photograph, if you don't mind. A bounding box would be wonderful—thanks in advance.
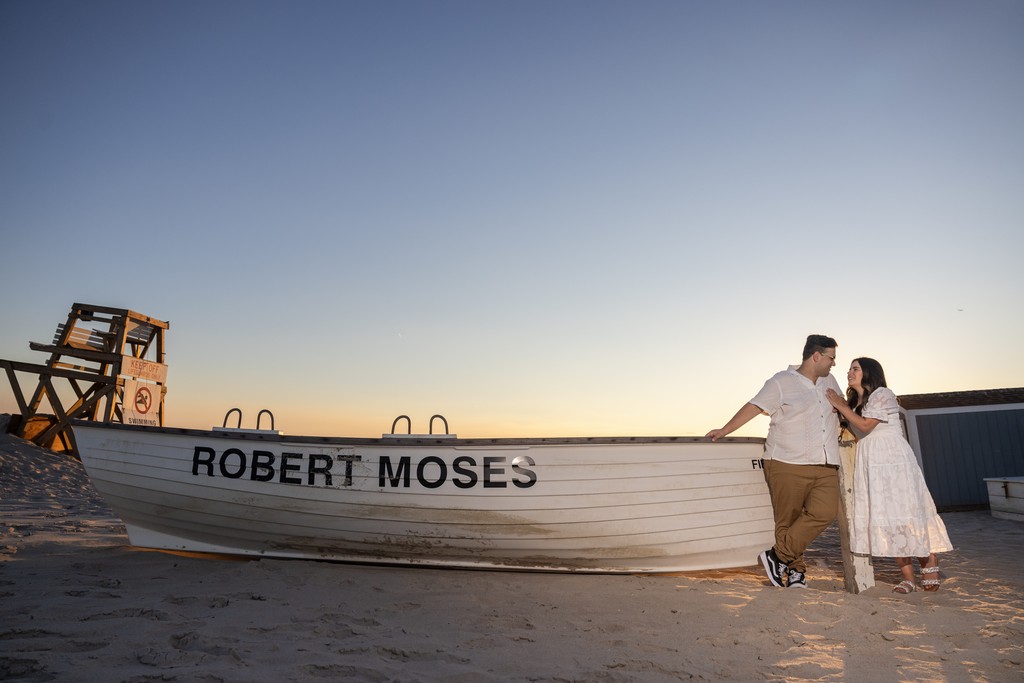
[763,459,839,573]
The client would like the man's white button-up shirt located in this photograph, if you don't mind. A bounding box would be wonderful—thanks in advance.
[750,366,842,466]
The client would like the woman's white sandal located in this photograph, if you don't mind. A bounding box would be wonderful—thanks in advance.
[893,580,917,594]
[921,566,941,592]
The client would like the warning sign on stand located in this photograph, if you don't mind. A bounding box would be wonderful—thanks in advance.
[123,379,160,426]
[121,356,167,383]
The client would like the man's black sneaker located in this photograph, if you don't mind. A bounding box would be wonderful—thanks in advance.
[758,548,787,588]
[787,568,807,588]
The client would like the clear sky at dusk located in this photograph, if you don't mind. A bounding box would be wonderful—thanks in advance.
[2,1,1022,438]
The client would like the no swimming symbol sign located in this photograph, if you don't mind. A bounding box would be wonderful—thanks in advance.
[123,379,159,426]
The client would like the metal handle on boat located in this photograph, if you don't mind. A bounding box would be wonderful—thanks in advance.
[429,414,449,435]
[391,415,411,435]
[257,409,275,431]
[223,408,242,429]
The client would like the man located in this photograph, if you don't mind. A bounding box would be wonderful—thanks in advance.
[706,334,842,589]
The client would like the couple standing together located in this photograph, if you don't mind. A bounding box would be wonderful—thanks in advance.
[707,334,952,593]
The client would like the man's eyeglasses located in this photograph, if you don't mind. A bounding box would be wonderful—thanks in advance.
[820,353,836,362]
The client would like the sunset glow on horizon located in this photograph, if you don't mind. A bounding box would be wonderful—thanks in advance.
[2,2,1022,440]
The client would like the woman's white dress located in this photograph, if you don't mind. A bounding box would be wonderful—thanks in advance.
[849,387,953,557]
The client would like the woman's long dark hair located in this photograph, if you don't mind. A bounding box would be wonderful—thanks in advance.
[847,357,888,415]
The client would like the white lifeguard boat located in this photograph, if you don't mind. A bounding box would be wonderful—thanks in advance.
[72,414,773,573]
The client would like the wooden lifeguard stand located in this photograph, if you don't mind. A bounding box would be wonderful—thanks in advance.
[0,303,169,454]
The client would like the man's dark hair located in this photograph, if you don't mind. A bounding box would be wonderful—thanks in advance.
[802,334,838,360]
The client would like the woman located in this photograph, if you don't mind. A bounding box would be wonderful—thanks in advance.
[825,358,953,594]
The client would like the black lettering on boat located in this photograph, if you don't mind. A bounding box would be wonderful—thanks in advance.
[451,455,478,489]
[308,453,333,486]
[379,455,412,488]
[251,450,276,482]
[279,452,303,485]
[220,448,247,479]
[482,456,507,488]
[378,454,540,490]
[417,456,447,489]
[511,455,537,489]
[336,455,359,487]
[190,446,361,488]
[193,446,216,475]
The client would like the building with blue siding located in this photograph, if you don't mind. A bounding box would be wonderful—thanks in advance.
[899,388,1024,510]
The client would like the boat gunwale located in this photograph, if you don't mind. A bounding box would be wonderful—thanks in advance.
[71,420,766,448]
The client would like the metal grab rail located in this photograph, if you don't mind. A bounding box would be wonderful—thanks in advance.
[221,408,276,432]
[222,408,242,429]
[390,415,411,435]
[429,414,449,435]
[256,409,275,431]
[389,414,452,436]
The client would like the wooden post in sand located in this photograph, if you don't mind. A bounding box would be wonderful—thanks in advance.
[837,427,874,593]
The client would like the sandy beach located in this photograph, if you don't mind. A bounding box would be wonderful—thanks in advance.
[2,419,1022,682]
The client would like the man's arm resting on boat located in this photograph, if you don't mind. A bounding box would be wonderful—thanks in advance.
[705,403,764,441]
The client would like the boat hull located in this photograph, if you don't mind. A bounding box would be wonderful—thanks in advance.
[72,423,773,573]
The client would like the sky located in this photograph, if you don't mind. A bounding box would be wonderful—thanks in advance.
[2,1,1022,439]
